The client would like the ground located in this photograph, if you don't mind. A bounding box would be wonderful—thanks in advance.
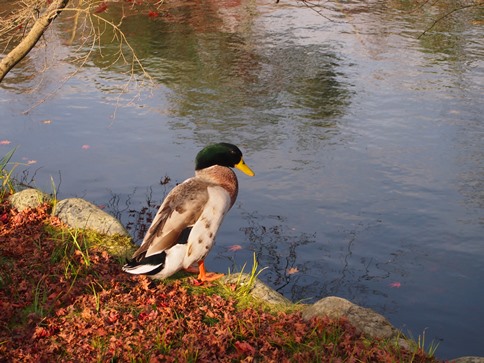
[0,200,440,362]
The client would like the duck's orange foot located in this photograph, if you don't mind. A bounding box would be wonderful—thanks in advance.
[190,272,224,286]
[198,272,224,282]
[197,260,224,282]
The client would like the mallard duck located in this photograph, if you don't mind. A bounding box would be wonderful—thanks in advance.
[122,143,254,282]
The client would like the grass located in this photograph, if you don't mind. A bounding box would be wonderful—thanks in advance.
[29,278,47,317]
[0,147,17,199]
[225,253,268,298]
[411,329,441,359]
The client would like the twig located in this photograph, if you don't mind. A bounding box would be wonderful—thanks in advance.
[418,3,481,39]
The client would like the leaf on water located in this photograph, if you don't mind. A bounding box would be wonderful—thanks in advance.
[228,244,242,252]
[81,144,91,150]
[389,282,401,288]
[0,140,11,145]
[287,267,299,275]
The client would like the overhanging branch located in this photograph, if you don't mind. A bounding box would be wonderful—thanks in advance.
[0,0,69,83]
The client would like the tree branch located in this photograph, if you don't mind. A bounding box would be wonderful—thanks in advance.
[0,0,69,83]
[418,3,482,39]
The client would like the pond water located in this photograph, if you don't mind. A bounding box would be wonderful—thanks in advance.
[1,0,483,359]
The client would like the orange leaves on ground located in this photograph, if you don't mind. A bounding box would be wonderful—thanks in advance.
[234,341,256,355]
[0,199,441,363]
[106,310,119,324]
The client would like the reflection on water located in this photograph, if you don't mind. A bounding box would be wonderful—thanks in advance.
[1,0,483,359]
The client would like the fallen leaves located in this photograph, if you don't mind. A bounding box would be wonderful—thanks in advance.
[234,340,256,355]
[0,200,440,363]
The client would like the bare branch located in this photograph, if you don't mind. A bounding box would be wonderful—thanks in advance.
[297,0,340,23]
[0,0,69,83]
[418,3,482,39]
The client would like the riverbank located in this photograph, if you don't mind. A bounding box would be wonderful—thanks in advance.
[0,189,480,362]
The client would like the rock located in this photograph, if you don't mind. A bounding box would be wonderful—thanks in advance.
[222,273,292,306]
[452,358,484,363]
[8,188,51,211]
[54,198,129,237]
[249,278,292,305]
[302,296,398,340]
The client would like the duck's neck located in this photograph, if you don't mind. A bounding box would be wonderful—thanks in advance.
[196,165,239,206]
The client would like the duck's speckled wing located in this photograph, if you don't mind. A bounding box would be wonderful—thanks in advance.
[131,178,210,261]
[183,185,232,268]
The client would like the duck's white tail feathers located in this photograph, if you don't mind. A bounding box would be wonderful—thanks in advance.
[122,252,167,276]
[122,244,187,279]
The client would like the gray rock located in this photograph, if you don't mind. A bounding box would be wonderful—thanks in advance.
[8,188,51,211]
[302,296,398,340]
[54,198,129,237]
[452,358,484,363]
[222,273,292,306]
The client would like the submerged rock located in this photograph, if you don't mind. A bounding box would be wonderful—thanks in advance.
[54,198,129,237]
[8,188,51,211]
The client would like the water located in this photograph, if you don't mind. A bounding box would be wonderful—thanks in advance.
[1,0,483,359]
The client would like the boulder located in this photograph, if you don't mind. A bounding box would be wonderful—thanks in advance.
[452,358,484,363]
[8,188,51,211]
[54,198,129,237]
[222,273,292,306]
[302,296,399,340]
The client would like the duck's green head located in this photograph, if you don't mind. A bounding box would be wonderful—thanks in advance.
[195,143,255,176]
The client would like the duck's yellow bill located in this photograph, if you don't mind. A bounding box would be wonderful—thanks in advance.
[235,158,255,176]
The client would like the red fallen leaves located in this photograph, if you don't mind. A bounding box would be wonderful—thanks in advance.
[0,211,8,224]
[0,200,441,362]
[33,324,59,340]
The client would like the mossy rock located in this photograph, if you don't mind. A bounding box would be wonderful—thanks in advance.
[8,188,51,211]
[54,198,129,237]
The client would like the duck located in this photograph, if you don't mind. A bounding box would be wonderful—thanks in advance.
[122,142,254,282]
